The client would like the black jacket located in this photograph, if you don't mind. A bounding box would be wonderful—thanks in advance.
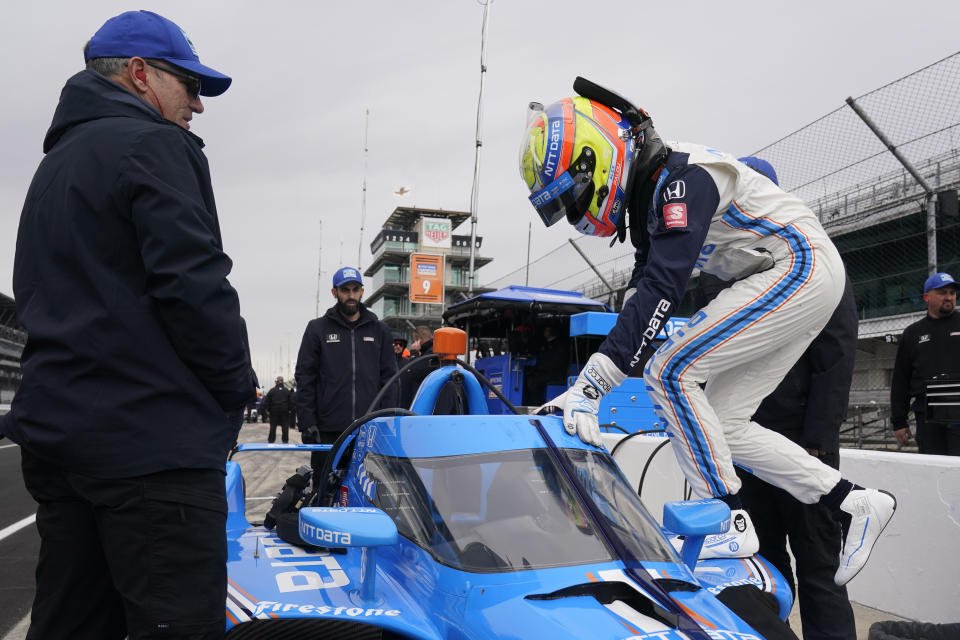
[751,277,859,467]
[3,71,254,477]
[295,304,398,435]
[264,384,295,415]
[890,310,960,430]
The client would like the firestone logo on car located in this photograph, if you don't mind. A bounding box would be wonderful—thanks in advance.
[251,601,401,618]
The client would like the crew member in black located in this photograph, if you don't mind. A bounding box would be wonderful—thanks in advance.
[739,275,859,640]
[890,272,960,455]
[263,376,295,443]
[295,267,397,447]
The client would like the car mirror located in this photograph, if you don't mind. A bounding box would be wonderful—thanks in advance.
[662,499,730,570]
[299,506,397,548]
[299,507,398,601]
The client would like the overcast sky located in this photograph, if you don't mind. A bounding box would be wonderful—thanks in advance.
[2,1,958,381]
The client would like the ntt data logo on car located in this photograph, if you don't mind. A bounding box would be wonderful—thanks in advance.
[299,521,351,546]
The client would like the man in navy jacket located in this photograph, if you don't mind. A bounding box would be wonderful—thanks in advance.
[1,11,253,639]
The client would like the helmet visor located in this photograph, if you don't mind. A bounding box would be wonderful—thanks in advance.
[528,168,594,228]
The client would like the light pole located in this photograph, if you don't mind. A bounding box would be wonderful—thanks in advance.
[467,0,492,295]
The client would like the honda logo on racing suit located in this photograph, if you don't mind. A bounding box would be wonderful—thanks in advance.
[663,180,686,201]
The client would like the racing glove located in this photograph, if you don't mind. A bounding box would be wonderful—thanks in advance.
[301,425,320,444]
[537,352,626,447]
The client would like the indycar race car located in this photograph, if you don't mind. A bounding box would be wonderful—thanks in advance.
[224,331,796,639]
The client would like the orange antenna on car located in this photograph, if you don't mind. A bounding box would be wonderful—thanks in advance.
[432,327,466,362]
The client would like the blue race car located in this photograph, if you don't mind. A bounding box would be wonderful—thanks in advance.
[224,361,796,639]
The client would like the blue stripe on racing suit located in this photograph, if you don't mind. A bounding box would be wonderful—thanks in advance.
[656,201,814,496]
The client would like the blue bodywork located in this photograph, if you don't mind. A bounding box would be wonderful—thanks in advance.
[224,366,792,638]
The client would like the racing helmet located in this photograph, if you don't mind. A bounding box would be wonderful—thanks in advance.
[520,97,631,237]
[520,78,667,239]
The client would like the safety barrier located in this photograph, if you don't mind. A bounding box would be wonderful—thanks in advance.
[605,433,960,624]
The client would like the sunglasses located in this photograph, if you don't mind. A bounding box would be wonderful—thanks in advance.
[145,61,202,99]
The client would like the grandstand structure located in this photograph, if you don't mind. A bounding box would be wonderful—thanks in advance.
[484,51,960,448]
[0,292,25,405]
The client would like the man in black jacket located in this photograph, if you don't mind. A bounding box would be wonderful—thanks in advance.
[890,272,960,455]
[295,267,397,447]
[264,376,295,443]
[0,11,253,640]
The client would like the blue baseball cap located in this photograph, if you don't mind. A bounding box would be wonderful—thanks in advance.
[332,267,363,288]
[738,156,779,186]
[924,272,956,293]
[85,11,231,97]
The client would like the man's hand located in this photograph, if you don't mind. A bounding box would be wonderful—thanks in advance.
[301,425,320,444]
[893,427,912,446]
[536,352,626,447]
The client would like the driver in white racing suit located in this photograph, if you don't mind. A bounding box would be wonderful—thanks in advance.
[519,78,895,586]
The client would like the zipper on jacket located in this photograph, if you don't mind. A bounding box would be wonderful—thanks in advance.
[351,327,357,420]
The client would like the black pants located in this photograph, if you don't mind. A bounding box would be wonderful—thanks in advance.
[738,469,855,640]
[915,414,960,455]
[268,411,290,443]
[21,450,227,640]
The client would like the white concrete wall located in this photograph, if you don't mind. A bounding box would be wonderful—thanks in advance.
[604,433,960,624]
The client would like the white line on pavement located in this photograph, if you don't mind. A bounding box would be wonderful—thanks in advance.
[0,514,36,543]
[0,443,21,450]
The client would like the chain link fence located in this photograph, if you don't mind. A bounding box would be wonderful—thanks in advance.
[485,51,960,449]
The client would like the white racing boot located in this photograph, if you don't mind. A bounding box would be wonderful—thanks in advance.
[834,488,896,586]
[699,509,759,559]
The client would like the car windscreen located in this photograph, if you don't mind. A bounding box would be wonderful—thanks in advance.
[561,448,678,564]
[364,448,613,572]
[363,446,673,572]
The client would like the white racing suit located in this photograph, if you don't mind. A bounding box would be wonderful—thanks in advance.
[602,142,843,503]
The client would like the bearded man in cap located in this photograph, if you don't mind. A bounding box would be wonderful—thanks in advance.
[891,272,960,455]
[295,267,398,449]
[1,10,254,639]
